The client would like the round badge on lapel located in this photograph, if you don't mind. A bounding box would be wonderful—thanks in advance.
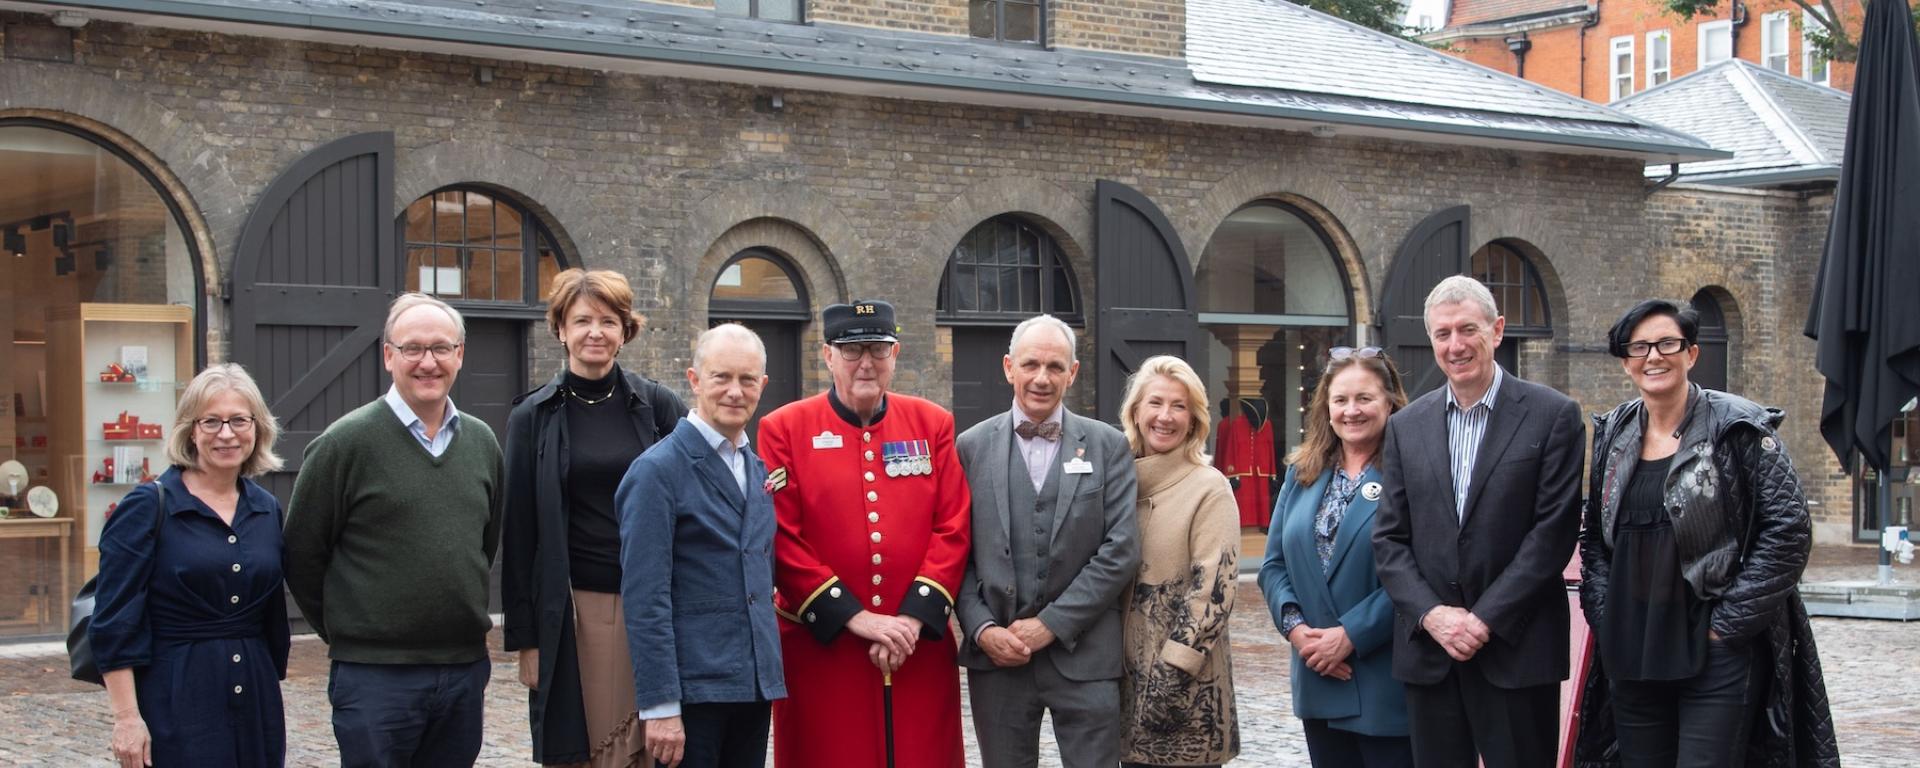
[1361,482,1383,501]
[1761,436,1778,452]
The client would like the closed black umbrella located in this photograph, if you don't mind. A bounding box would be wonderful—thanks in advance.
[1805,0,1920,580]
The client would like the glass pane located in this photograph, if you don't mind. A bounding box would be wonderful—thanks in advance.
[494,197,521,243]
[717,0,750,17]
[433,190,462,244]
[403,247,432,293]
[1199,204,1344,317]
[760,0,801,22]
[1018,226,1040,265]
[995,225,1018,266]
[1051,265,1076,313]
[711,255,800,303]
[969,0,996,38]
[426,246,463,297]
[998,266,1021,313]
[537,248,561,301]
[1018,265,1040,311]
[404,197,434,243]
[464,249,495,300]
[953,264,979,312]
[1005,2,1040,43]
[495,246,523,303]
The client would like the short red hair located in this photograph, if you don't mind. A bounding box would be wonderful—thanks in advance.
[545,268,644,342]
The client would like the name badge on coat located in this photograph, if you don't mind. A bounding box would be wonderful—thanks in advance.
[812,431,843,450]
[1063,458,1094,475]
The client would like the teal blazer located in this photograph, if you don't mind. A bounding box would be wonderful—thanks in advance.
[1258,464,1408,737]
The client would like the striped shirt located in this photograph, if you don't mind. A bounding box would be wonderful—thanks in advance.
[1444,366,1505,521]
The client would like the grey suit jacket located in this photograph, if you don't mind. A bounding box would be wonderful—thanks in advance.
[955,408,1141,681]
[1370,373,1586,689]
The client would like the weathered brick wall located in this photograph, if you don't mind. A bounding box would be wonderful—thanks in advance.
[1049,0,1185,59]
[1647,184,1849,538]
[808,0,969,35]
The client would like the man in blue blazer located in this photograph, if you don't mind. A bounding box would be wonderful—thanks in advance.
[618,324,786,768]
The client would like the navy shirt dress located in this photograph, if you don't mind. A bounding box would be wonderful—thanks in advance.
[88,467,291,767]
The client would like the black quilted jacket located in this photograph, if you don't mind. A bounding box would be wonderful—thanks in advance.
[1573,386,1839,768]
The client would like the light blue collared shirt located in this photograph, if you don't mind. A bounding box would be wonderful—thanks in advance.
[637,411,751,722]
[1443,365,1505,521]
[383,385,460,458]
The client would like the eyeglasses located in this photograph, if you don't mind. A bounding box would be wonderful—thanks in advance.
[832,341,896,361]
[387,342,461,362]
[1624,338,1689,358]
[195,416,256,434]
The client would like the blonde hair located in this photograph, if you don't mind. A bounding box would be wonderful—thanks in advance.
[1286,352,1409,480]
[165,363,284,477]
[545,268,643,343]
[1119,355,1211,465]
[385,292,465,342]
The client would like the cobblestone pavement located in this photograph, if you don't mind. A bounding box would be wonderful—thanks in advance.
[2,546,1915,766]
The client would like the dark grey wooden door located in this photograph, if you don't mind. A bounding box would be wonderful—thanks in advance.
[951,326,1013,433]
[1094,180,1201,423]
[450,318,524,441]
[710,317,802,440]
[1376,205,1470,399]
[231,133,396,504]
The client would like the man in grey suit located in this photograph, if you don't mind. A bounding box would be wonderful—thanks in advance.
[956,314,1141,768]
[1370,275,1585,768]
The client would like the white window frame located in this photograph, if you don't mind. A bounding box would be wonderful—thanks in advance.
[1610,36,1636,101]
[1803,9,1832,86]
[1699,20,1733,67]
[1761,11,1792,72]
[1647,30,1672,87]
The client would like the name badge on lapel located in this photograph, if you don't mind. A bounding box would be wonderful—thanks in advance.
[812,430,843,450]
[1063,452,1094,475]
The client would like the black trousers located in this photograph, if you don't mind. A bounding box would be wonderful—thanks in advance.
[329,659,489,768]
[1404,665,1558,768]
[1302,718,1416,768]
[1609,638,1760,768]
[657,700,773,768]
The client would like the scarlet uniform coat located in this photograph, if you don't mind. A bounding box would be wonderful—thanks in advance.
[1214,403,1277,528]
[757,391,972,768]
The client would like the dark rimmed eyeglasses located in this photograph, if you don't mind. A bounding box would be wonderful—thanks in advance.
[195,416,256,434]
[1623,338,1690,358]
[386,342,461,362]
[831,341,896,361]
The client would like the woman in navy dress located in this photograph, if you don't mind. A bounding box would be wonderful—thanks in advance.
[90,363,290,768]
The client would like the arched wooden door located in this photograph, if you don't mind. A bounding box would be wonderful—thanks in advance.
[1376,205,1470,399]
[1094,180,1201,422]
[231,133,397,503]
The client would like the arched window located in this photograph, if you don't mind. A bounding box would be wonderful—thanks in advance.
[1471,240,1554,376]
[1690,288,1731,391]
[937,215,1080,323]
[401,187,565,305]
[710,249,811,437]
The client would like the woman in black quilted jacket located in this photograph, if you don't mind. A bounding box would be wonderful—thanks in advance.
[1574,298,1837,768]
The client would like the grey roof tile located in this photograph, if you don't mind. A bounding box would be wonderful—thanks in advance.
[1612,59,1847,185]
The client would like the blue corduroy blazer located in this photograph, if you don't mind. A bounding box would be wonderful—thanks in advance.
[1258,464,1409,738]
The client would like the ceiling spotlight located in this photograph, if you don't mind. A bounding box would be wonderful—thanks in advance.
[51,221,70,248]
[1310,125,1337,139]
[94,242,114,270]
[3,229,23,257]
[49,9,89,29]
[53,249,75,276]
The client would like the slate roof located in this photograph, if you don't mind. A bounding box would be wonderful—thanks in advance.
[1444,0,1589,27]
[25,0,1721,160]
[1612,59,1849,186]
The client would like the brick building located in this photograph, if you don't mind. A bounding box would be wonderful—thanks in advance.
[0,0,1867,637]
[1426,0,1863,99]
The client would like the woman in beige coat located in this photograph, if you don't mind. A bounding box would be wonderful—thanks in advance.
[1117,355,1241,768]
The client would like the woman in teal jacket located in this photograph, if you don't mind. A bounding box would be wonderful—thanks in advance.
[1259,347,1413,767]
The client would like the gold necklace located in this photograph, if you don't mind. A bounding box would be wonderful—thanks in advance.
[565,386,616,405]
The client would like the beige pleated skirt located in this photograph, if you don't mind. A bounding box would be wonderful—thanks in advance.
[570,589,647,768]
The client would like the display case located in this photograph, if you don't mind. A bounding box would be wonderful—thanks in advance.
[44,303,193,625]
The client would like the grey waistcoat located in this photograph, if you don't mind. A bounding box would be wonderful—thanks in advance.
[1007,434,1064,615]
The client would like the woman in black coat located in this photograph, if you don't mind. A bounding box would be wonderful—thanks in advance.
[1574,299,1837,768]
[503,269,686,766]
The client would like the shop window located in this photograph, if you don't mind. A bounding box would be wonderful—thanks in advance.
[971,0,1044,44]
[0,120,205,638]
[717,0,802,23]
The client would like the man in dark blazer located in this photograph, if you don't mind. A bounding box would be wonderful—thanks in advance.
[955,314,1141,768]
[1371,275,1585,768]
[618,323,786,768]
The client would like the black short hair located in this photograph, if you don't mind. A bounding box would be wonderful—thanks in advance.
[1608,299,1701,358]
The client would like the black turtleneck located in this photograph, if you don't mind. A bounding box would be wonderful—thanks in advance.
[563,366,642,593]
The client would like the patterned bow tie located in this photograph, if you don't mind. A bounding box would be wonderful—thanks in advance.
[1015,420,1061,441]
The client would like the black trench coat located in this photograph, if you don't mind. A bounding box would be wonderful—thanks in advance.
[502,365,686,765]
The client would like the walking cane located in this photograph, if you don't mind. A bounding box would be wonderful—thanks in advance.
[882,670,896,768]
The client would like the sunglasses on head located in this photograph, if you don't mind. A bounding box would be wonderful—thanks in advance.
[1328,346,1384,362]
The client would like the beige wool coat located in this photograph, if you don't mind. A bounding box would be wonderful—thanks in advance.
[1120,450,1241,766]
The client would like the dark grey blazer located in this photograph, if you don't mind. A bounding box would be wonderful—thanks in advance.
[1370,373,1585,689]
[954,409,1141,681]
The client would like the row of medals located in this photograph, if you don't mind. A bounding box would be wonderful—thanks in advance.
[884,443,932,477]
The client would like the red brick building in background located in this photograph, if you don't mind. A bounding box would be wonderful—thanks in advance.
[1425,0,1863,100]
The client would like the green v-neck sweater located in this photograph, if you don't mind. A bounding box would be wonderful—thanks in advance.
[284,398,503,664]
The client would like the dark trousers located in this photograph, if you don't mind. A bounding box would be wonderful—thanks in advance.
[328,659,489,768]
[1610,639,1760,768]
[658,700,773,768]
[1302,718,1417,768]
[1404,665,1558,768]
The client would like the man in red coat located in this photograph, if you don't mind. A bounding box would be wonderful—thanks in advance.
[757,300,972,768]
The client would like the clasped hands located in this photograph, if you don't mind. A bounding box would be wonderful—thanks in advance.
[1422,605,1491,662]
[850,610,925,674]
[977,618,1056,668]
[1286,624,1355,681]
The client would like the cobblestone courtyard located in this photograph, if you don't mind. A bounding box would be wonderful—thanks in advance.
[2,549,1916,766]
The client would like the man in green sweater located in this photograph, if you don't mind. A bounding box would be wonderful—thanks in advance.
[285,292,504,767]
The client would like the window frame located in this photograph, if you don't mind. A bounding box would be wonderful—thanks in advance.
[1471,241,1552,337]
[709,248,812,321]
[715,0,805,23]
[970,0,1046,46]
[1761,11,1792,72]
[1699,20,1733,67]
[1610,35,1636,101]
[1647,30,1672,87]
[1803,9,1832,86]
[936,215,1083,326]
[397,186,569,317]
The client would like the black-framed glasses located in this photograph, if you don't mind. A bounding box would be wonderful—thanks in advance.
[195,416,256,434]
[387,342,462,362]
[832,341,896,361]
[1624,338,1689,358]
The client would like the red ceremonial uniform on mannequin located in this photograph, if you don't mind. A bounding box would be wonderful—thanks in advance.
[1214,399,1277,527]
[758,389,971,768]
